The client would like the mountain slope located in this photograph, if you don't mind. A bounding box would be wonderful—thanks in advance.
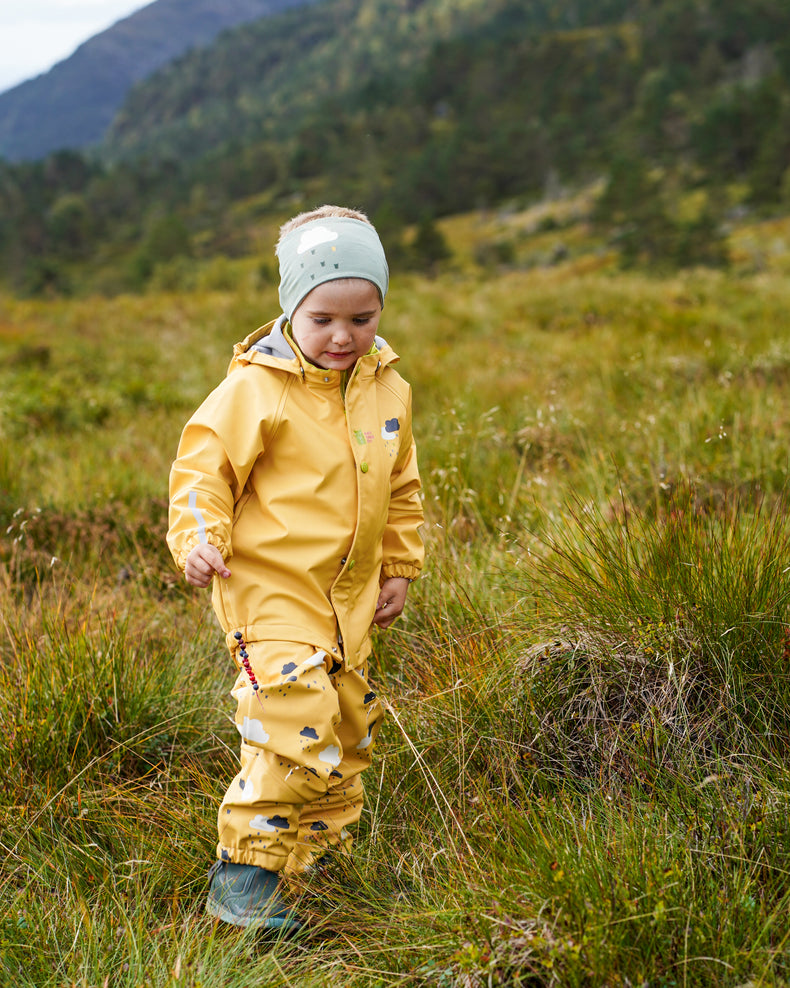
[0,0,314,162]
[100,0,790,219]
[105,0,630,161]
[2,0,790,295]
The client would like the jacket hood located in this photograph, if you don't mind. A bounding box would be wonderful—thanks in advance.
[249,315,297,361]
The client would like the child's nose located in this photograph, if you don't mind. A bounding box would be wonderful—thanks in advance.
[331,323,353,343]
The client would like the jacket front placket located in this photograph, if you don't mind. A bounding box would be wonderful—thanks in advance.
[330,357,381,662]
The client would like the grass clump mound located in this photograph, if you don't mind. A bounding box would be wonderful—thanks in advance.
[525,485,790,789]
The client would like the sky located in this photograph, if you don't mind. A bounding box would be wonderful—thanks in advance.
[0,0,151,94]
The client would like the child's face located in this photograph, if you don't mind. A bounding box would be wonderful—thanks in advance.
[290,278,382,371]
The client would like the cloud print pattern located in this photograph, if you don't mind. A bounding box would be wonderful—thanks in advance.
[217,640,382,874]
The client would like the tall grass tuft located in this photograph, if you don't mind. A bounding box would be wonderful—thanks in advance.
[522,484,790,788]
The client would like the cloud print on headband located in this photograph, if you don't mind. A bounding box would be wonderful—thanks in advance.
[296,227,339,254]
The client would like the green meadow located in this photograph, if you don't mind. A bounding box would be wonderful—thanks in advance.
[3,204,790,986]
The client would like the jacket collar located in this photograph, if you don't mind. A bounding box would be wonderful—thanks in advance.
[229,314,398,377]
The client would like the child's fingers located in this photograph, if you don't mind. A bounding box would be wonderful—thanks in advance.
[202,545,230,575]
[185,545,231,586]
[373,604,395,628]
[373,586,406,628]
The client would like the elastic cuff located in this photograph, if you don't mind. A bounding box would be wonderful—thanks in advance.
[174,533,230,571]
[218,846,288,872]
[380,564,421,584]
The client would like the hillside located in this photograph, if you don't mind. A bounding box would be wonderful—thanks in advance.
[1,0,790,295]
[0,0,315,162]
[101,0,790,219]
[104,0,635,181]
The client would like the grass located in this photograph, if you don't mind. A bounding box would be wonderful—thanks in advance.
[3,211,790,984]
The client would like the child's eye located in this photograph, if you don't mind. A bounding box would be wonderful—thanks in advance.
[353,317,372,325]
[312,317,331,325]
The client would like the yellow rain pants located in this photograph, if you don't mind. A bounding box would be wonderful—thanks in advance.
[216,639,382,875]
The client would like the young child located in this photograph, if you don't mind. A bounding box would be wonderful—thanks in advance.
[167,205,424,932]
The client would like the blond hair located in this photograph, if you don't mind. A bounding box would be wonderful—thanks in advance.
[276,205,372,251]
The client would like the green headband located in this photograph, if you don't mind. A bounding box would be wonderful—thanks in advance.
[277,216,389,320]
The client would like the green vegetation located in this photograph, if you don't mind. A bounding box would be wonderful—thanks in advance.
[3,0,790,981]
[3,208,790,983]
[2,0,790,294]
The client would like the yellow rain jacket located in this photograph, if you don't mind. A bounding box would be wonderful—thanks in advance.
[167,317,424,669]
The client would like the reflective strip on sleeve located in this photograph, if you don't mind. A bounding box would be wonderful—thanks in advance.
[188,490,208,545]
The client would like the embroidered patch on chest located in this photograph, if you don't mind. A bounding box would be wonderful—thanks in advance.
[381,418,399,440]
[382,418,400,459]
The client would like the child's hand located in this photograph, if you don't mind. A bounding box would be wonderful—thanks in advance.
[184,544,231,588]
[373,577,410,629]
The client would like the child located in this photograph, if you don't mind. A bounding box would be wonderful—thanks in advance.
[167,205,424,932]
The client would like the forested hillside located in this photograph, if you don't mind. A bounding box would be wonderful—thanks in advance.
[0,0,314,162]
[1,0,789,295]
[106,0,789,218]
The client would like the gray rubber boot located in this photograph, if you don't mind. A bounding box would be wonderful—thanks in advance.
[206,862,303,933]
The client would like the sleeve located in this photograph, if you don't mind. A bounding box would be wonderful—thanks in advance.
[166,370,270,572]
[380,387,425,583]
